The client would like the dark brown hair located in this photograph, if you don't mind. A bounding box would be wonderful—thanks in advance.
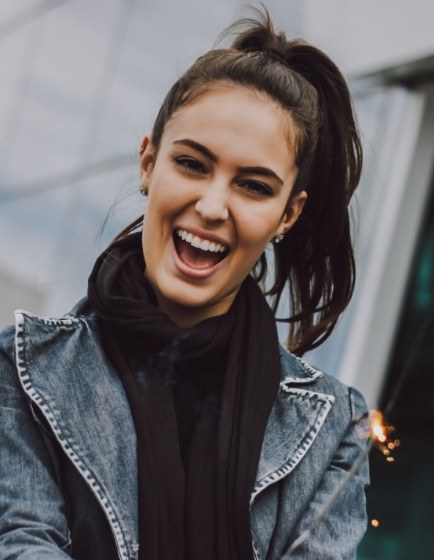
[115,8,362,356]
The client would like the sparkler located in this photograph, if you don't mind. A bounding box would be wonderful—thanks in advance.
[282,413,380,558]
[281,302,434,557]
[369,410,400,462]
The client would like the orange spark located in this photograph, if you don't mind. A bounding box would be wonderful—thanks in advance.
[370,410,388,443]
[369,410,398,462]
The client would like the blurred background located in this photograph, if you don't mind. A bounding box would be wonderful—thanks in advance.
[0,0,433,557]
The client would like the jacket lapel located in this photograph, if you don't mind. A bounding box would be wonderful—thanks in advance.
[251,349,334,505]
[14,308,335,548]
[15,310,138,560]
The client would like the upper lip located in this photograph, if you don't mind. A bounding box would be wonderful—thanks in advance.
[174,225,231,250]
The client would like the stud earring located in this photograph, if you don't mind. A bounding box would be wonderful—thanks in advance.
[273,234,284,243]
[139,182,148,197]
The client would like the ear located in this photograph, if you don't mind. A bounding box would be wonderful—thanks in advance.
[275,190,307,236]
[139,135,155,183]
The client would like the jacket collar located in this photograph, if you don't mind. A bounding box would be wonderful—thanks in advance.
[251,348,334,505]
[15,307,139,560]
[14,304,334,545]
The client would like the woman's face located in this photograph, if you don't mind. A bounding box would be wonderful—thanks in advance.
[140,85,306,327]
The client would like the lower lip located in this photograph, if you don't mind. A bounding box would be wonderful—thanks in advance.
[171,236,227,279]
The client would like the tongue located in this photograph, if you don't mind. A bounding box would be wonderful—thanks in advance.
[177,239,221,269]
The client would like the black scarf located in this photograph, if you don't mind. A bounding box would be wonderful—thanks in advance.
[87,233,281,560]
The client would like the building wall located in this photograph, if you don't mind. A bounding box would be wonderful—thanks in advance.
[0,268,44,329]
[301,0,434,76]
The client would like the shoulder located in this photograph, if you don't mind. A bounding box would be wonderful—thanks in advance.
[0,298,100,383]
[12,297,97,330]
[0,298,118,427]
[278,344,368,422]
[1,297,98,343]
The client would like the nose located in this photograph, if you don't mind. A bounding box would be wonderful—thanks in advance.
[194,182,229,222]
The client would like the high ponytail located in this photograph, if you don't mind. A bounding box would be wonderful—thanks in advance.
[278,41,362,354]
[115,7,362,355]
[263,40,362,354]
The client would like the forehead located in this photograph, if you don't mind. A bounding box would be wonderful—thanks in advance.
[159,85,298,175]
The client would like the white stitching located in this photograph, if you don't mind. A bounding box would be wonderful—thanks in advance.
[15,309,82,327]
[279,386,335,402]
[295,355,323,377]
[15,312,133,560]
[250,391,334,506]
[279,346,324,384]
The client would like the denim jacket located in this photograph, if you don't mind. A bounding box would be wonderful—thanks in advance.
[0,298,369,560]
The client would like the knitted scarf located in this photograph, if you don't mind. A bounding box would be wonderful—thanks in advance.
[87,232,281,560]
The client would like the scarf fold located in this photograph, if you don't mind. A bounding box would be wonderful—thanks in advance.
[88,232,281,560]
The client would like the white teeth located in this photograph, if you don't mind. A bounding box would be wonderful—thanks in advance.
[191,236,201,248]
[175,228,227,253]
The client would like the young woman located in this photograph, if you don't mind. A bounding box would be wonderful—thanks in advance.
[0,10,369,560]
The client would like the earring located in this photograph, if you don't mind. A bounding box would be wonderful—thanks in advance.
[139,182,148,197]
[273,234,284,243]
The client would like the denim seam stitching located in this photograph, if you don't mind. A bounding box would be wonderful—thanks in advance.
[15,311,135,560]
[250,391,334,506]
[14,309,82,328]
[295,356,322,378]
[280,371,322,385]
[251,533,261,560]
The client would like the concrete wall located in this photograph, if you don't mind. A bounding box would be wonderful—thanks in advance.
[301,0,434,76]
[0,268,45,329]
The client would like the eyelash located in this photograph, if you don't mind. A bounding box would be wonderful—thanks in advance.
[173,156,273,197]
[173,156,207,174]
[238,180,272,197]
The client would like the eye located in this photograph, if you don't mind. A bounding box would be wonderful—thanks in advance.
[238,180,272,197]
[173,156,207,174]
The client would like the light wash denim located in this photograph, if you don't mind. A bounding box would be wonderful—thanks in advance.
[0,298,369,560]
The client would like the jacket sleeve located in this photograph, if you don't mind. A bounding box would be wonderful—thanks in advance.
[0,327,72,559]
[283,387,370,560]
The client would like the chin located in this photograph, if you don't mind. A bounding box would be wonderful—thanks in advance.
[154,275,238,326]
[160,281,218,310]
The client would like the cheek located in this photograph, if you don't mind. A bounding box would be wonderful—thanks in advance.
[148,173,195,215]
[236,211,281,249]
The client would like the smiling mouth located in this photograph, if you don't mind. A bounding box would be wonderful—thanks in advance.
[173,228,229,270]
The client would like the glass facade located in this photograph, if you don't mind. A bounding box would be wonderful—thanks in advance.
[358,177,434,558]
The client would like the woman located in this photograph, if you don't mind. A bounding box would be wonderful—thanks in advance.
[0,9,369,560]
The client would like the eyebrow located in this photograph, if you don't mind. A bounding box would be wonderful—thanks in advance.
[239,166,284,185]
[173,138,284,185]
[173,139,217,162]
